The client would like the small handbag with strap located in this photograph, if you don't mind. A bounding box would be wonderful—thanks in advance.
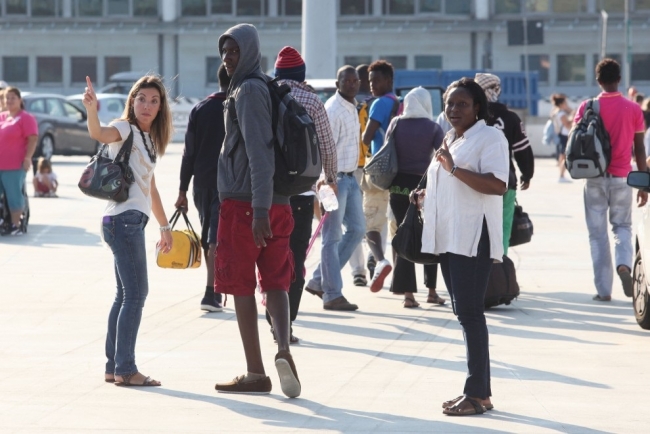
[156,210,202,269]
[78,129,134,203]
[391,174,440,265]
[509,201,533,247]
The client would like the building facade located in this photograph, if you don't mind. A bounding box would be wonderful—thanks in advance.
[1,0,649,101]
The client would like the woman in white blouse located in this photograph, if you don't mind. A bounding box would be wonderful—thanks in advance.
[413,78,509,416]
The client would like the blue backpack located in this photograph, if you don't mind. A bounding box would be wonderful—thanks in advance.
[542,118,560,147]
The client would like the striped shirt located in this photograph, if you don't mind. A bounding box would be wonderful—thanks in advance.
[325,92,360,173]
[280,79,337,182]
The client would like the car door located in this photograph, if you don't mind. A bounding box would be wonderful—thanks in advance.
[61,100,94,154]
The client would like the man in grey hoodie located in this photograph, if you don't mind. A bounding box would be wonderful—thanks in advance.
[213,23,300,398]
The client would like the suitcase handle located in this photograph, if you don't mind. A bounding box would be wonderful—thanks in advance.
[169,209,198,236]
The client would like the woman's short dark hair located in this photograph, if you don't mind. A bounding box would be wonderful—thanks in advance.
[595,58,621,85]
[444,78,488,121]
[551,93,567,107]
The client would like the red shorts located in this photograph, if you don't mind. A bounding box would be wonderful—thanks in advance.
[214,199,294,296]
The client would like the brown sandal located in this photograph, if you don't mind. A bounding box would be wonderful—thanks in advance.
[442,395,493,410]
[442,396,486,416]
[403,297,420,308]
[427,294,446,305]
[114,372,161,387]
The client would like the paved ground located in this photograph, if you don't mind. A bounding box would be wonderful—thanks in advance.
[1,147,649,433]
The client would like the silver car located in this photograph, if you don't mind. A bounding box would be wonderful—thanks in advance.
[67,93,127,126]
[626,171,650,329]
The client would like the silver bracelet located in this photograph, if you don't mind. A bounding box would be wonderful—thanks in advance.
[159,224,171,232]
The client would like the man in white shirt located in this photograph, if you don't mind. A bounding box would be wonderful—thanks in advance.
[305,66,366,311]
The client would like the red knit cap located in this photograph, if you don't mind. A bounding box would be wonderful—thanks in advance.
[275,46,305,69]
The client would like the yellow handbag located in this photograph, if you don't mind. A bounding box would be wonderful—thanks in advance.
[156,210,202,269]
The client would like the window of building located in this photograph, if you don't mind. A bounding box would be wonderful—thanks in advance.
[385,0,415,15]
[379,56,407,70]
[637,0,650,10]
[597,0,625,12]
[134,0,158,15]
[340,0,373,15]
[420,0,441,13]
[78,0,103,16]
[7,0,28,14]
[105,56,131,82]
[37,57,63,83]
[526,0,550,13]
[237,0,266,15]
[206,57,221,84]
[2,56,29,83]
[495,0,521,13]
[632,54,650,81]
[444,0,470,14]
[279,0,301,15]
[415,55,442,69]
[108,0,129,14]
[211,0,232,14]
[344,56,373,67]
[32,0,59,16]
[521,54,549,83]
[71,57,97,84]
[553,0,587,13]
[182,0,207,15]
[557,54,585,83]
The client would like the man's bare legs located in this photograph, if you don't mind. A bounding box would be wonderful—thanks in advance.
[265,290,290,353]
[233,295,265,377]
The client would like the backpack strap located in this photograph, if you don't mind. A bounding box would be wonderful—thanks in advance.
[589,98,600,114]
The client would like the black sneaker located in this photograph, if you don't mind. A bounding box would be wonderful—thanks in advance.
[201,294,223,312]
[367,255,376,279]
[353,274,367,286]
[1,224,22,236]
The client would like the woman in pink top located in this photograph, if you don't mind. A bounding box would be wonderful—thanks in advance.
[0,87,38,236]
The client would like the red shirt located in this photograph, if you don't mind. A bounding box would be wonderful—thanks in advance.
[574,92,645,177]
[0,110,38,170]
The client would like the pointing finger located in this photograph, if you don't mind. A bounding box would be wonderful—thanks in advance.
[85,76,94,93]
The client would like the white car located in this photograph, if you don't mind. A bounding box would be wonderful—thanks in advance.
[626,170,650,329]
[67,93,127,126]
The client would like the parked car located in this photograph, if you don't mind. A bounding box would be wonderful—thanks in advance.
[22,93,99,159]
[625,171,650,329]
[67,93,126,126]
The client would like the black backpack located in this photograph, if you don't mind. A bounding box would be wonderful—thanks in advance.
[565,99,612,179]
[228,75,322,196]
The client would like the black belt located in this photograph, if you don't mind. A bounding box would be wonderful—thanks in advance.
[338,171,355,177]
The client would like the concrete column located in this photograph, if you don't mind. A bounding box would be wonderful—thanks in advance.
[161,0,177,22]
[474,0,489,19]
[301,0,337,79]
[62,0,72,17]
[372,0,382,16]
[269,0,278,17]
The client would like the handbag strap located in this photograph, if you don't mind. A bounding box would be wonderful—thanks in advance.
[114,128,135,164]
[169,209,198,235]
[416,173,428,190]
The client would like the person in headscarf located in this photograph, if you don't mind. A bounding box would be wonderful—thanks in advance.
[387,87,446,308]
[475,73,534,255]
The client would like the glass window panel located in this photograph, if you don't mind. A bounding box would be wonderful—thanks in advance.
[32,0,58,16]
[108,0,129,14]
[71,57,97,84]
[553,0,587,13]
[283,0,302,15]
[445,0,470,14]
[206,57,221,84]
[7,0,27,14]
[181,0,207,15]
[63,101,84,121]
[134,0,158,15]
[521,54,549,83]
[37,57,63,83]
[344,56,373,66]
[420,0,441,12]
[211,0,232,14]
[2,56,29,82]
[387,0,415,14]
[341,0,369,14]
[495,0,521,13]
[79,0,102,16]
[557,54,586,82]
[637,0,650,10]
[597,0,624,12]
[380,55,407,69]
[28,98,46,113]
[525,0,549,12]
[632,54,650,81]
[415,55,442,69]
[238,0,262,15]
[46,98,64,117]
[105,56,131,81]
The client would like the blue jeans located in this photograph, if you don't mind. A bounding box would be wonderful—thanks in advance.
[102,210,150,376]
[308,173,366,303]
[584,177,633,297]
[439,220,493,399]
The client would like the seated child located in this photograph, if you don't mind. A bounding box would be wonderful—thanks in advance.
[33,157,58,198]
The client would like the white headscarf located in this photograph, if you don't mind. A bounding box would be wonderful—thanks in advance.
[400,86,433,120]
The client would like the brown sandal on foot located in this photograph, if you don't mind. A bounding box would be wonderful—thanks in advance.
[442,396,486,416]
[442,395,493,410]
[427,294,446,305]
[114,372,161,387]
[403,297,420,308]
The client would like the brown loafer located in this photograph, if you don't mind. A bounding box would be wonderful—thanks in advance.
[305,286,323,299]
[275,350,301,398]
[215,375,272,394]
[323,296,358,311]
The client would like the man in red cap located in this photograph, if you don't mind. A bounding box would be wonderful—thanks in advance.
[264,46,338,340]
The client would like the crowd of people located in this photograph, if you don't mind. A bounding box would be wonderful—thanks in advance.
[2,22,649,416]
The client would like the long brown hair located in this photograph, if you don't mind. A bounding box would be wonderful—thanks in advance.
[120,75,173,156]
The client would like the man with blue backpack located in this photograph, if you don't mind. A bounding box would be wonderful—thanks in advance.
[573,58,648,302]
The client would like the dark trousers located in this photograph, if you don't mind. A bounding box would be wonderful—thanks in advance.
[389,174,437,294]
[439,220,493,399]
[266,194,314,327]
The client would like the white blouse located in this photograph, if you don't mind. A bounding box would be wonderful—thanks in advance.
[421,120,509,261]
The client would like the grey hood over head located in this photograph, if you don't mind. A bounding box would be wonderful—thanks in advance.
[218,23,266,94]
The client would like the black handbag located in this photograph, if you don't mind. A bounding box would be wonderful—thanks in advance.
[509,201,533,247]
[391,175,440,265]
[78,130,134,203]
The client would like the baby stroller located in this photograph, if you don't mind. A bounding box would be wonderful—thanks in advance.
[0,184,30,235]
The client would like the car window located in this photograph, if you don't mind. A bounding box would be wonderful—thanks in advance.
[68,98,85,112]
[45,98,65,117]
[63,101,84,121]
[106,99,124,113]
[27,98,46,114]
